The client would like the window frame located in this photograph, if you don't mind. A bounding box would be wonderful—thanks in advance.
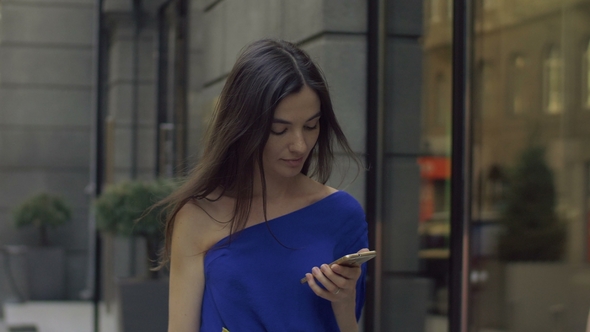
[543,45,564,115]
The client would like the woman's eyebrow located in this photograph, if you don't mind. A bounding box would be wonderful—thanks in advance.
[272,111,321,124]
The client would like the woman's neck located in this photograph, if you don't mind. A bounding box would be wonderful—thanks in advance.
[252,171,304,200]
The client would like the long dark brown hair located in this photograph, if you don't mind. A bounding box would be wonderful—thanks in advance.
[156,39,360,268]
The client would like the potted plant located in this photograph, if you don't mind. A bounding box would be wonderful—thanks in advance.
[10,192,72,300]
[94,178,177,332]
[498,145,566,262]
[95,179,176,278]
[497,145,567,332]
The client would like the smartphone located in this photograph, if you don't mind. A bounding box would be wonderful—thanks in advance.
[300,250,376,284]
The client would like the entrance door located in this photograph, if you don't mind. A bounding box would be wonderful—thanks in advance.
[469,1,590,331]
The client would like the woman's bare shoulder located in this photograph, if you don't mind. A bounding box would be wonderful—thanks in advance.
[301,176,338,200]
[172,197,232,254]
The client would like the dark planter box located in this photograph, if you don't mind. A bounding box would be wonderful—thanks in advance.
[117,278,169,332]
[4,245,65,301]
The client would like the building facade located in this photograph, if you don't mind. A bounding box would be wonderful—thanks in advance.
[2,0,590,331]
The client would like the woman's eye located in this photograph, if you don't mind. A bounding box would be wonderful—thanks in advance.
[270,128,287,135]
[305,124,319,130]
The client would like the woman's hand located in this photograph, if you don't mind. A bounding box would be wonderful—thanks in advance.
[303,248,369,302]
[304,248,368,332]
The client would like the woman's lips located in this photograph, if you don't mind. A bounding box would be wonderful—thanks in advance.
[282,157,304,167]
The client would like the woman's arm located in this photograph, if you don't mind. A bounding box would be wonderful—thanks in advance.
[304,248,369,332]
[167,203,214,332]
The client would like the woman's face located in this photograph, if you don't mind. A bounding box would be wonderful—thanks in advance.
[262,85,321,181]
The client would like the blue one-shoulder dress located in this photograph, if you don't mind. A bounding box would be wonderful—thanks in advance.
[200,191,369,332]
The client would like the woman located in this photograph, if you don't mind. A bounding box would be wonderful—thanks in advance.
[160,39,369,332]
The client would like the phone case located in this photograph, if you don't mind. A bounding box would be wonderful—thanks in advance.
[331,251,376,267]
[300,250,376,284]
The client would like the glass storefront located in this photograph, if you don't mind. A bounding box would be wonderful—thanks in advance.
[376,0,590,331]
[371,0,454,330]
[469,1,590,331]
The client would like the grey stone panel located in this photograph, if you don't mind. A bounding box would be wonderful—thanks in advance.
[0,46,92,86]
[381,276,432,331]
[223,0,283,73]
[112,125,156,170]
[108,19,157,41]
[188,8,206,89]
[283,0,366,43]
[188,9,205,53]
[386,0,423,36]
[0,87,91,126]
[186,91,208,162]
[186,81,224,160]
[324,0,367,33]
[142,0,168,14]
[303,35,367,154]
[0,3,93,45]
[108,37,157,84]
[384,38,423,155]
[137,126,157,169]
[266,0,283,39]
[382,156,421,272]
[64,251,88,300]
[0,127,90,168]
[326,153,366,210]
[283,0,323,43]
[107,83,156,125]
[0,169,90,209]
[188,49,205,91]
[103,0,132,12]
[202,0,226,84]
[7,0,94,4]
[112,169,156,183]
[200,0,221,11]
[50,209,90,250]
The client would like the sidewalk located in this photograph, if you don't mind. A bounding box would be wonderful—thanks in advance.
[1,301,117,332]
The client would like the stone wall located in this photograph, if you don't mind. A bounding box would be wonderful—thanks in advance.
[187,0,368,202]
[0,0,95,300]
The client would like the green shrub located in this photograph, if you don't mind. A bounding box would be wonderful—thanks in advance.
[498,146,566,261]
[13,192,72,246]
[95,178,178,277]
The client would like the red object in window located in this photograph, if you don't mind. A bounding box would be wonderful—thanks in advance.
[420,182,434,223]
[417,157,451,180]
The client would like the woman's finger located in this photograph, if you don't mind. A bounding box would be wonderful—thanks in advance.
[330,264,361,281]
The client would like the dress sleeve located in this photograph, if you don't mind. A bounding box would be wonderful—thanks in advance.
[347,219,369,321]
[333,193,369,321]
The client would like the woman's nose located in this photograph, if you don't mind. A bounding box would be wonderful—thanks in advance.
[289,132,307,153]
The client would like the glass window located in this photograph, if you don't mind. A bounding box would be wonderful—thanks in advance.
[507,55,526,115]
[474,61,495,119]
[156,0,188,177]
[430,0,443,24]
[584,40,590,109]
[483,0,499,11]
[544,45,564,114]
[446,0,453,20]
[378,0,453,330]
[435,73,451,125]
[470,1,590,332]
